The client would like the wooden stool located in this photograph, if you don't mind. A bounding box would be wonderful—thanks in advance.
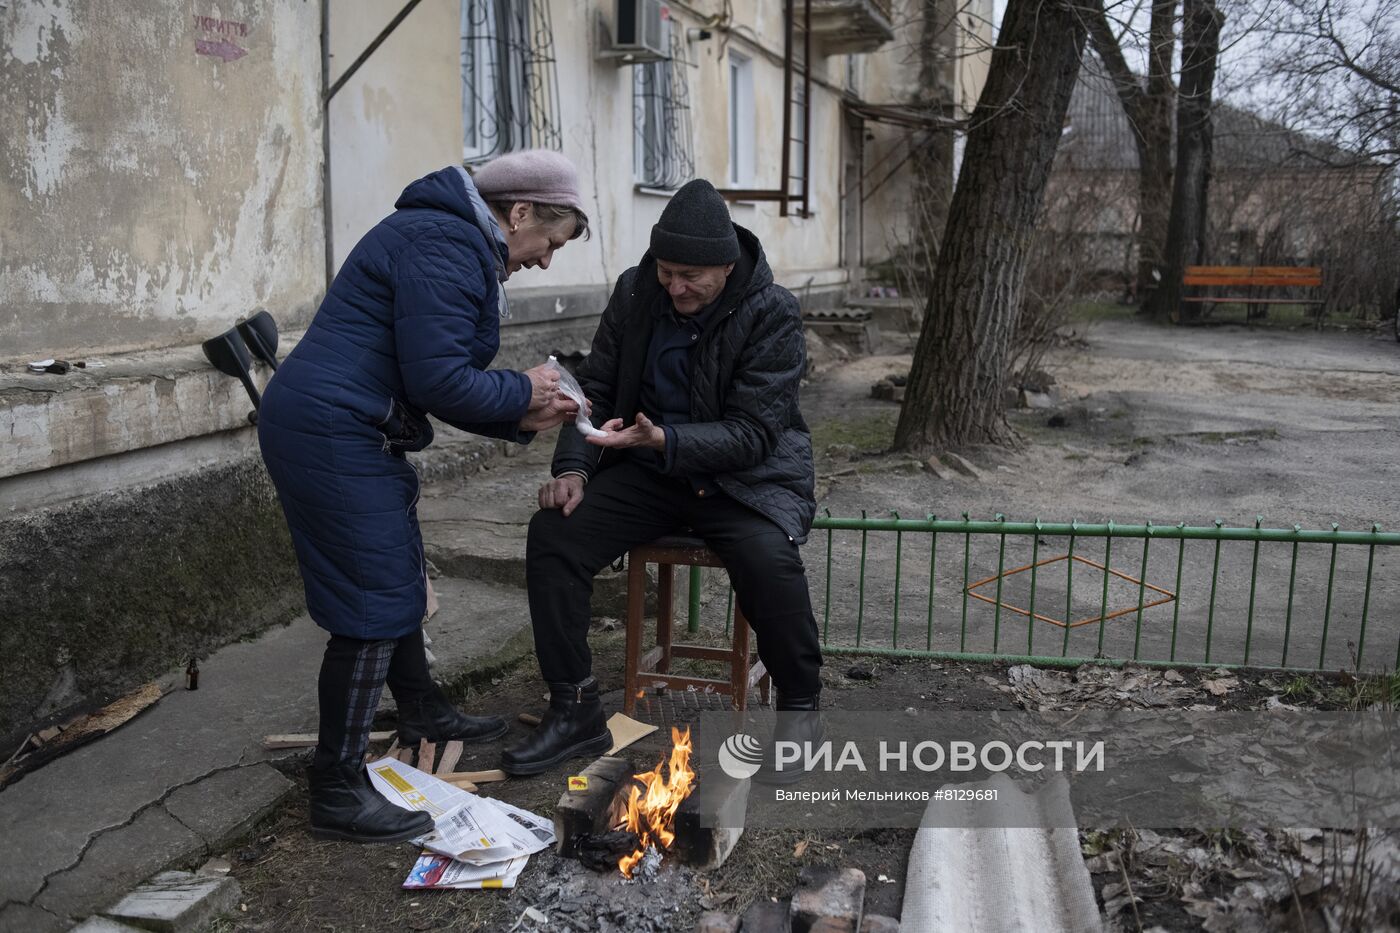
[623,535,770,714]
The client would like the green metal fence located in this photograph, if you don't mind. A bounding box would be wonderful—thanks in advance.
[698,514,1400,674]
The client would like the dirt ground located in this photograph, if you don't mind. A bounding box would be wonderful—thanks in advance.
[802,316,1400,675]
[215,647,1395,933]
[216,315,1400,931]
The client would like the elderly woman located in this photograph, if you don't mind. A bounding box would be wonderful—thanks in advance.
[258,151,588,843]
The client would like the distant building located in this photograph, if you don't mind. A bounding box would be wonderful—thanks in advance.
[1044,58,1394,304]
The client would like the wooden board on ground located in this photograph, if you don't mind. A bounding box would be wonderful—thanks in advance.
[457,769,508,784]
[607,713,657,754]
[435,740,463,776]
[437,773,479,792]
[265,730,393,750]
[0,682,165,789]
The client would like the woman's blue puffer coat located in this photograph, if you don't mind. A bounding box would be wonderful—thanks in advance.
[258,166,531,640]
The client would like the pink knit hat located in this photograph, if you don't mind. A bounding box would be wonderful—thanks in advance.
[471,149,585,213]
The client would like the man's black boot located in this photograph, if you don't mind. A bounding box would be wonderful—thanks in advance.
[397,686,507,745]
[753,691,825,787]
[499,677,612,776]
[308,763,435,843]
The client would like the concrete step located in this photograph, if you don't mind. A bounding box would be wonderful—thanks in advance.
[418,442,665,618]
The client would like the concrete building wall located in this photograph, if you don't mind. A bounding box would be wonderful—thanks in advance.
[327,0,465,271]
[326,0,859,312]
[0,0,326,359]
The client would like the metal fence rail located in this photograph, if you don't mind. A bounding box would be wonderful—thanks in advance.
[801,514,1400,673]
[692,514,1400,674]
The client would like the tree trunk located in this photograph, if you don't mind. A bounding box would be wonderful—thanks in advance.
[893,0,1087,453]
[1087,0,1178,307]
[1146,0,1224,323]
[911,0,956,273]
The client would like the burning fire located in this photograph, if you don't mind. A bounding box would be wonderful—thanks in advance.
[616,725,695,877]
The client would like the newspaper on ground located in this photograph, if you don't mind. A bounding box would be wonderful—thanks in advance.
[366,757,554,870]
[402,852,529,890]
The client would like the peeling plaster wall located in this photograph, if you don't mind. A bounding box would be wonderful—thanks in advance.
[0,0,326,359]
[327,0,851,300]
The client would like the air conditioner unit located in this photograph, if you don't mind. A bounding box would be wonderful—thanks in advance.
[613,0,669,60]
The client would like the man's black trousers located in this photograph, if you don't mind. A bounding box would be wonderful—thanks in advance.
[526,460,823,696]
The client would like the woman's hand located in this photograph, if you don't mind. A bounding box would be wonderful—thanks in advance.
[585,412,666,450]
[519,395,578,433]
[522,363,562,411]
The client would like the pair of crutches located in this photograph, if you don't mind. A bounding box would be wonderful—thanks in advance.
[200,310,280,424]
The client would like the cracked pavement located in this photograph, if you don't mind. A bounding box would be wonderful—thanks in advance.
[0,569,537,932]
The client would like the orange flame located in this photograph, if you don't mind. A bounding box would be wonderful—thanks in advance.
[617,725,695,877]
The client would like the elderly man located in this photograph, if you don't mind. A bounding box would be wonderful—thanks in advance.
[501,179,823,776]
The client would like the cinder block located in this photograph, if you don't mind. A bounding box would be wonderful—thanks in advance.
[101,870,241,933]
[741,898,792,933]
[553,756,634,857]
[673,772,749,870]
[790,867,866,933]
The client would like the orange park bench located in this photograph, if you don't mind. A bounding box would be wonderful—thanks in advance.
[1181,265,1324,320]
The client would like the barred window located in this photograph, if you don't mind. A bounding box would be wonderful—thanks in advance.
[461,0,562,163]
[632,21,694,190]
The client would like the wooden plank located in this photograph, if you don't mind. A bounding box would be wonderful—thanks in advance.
[436,773,479,792]
[1184,265,1322,287]
[418,738,435,771]
[396,744,414,764]
[1180,296,1326,304]
[642,673,731,693]
[457,768,508,784]
[264,730,394,750]
[519,712,542,726]
[435,740,463,775]
[670,644,736,663]
[639,646,665,671]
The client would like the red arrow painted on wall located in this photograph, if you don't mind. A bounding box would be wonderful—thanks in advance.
[196,38,247,63]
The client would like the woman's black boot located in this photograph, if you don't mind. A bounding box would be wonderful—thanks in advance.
[307,762,435,843]
[499,677,612,776]
[397,686,508,745]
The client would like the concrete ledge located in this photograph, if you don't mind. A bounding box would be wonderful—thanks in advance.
[1,345,272,480]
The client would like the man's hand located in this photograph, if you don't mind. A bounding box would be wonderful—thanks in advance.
[585,412,666,451]
[538,474,586,516]
[522,363,562,411]
[519,395,579,433]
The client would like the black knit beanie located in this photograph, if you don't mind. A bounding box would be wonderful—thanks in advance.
[649,179,740,266]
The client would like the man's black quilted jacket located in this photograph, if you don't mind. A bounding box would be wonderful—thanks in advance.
[551,225,816,543]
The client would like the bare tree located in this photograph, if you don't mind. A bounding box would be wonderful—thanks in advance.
[1086,0,1180,305]
[1147,0,1225,321]
[894,0,1087,451]
[1258,0,1400,168]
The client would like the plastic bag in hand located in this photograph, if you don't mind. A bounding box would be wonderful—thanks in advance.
[545,356,606,438]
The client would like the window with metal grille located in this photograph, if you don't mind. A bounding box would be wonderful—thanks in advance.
[461,0,562,163]
[632,20,694,190]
